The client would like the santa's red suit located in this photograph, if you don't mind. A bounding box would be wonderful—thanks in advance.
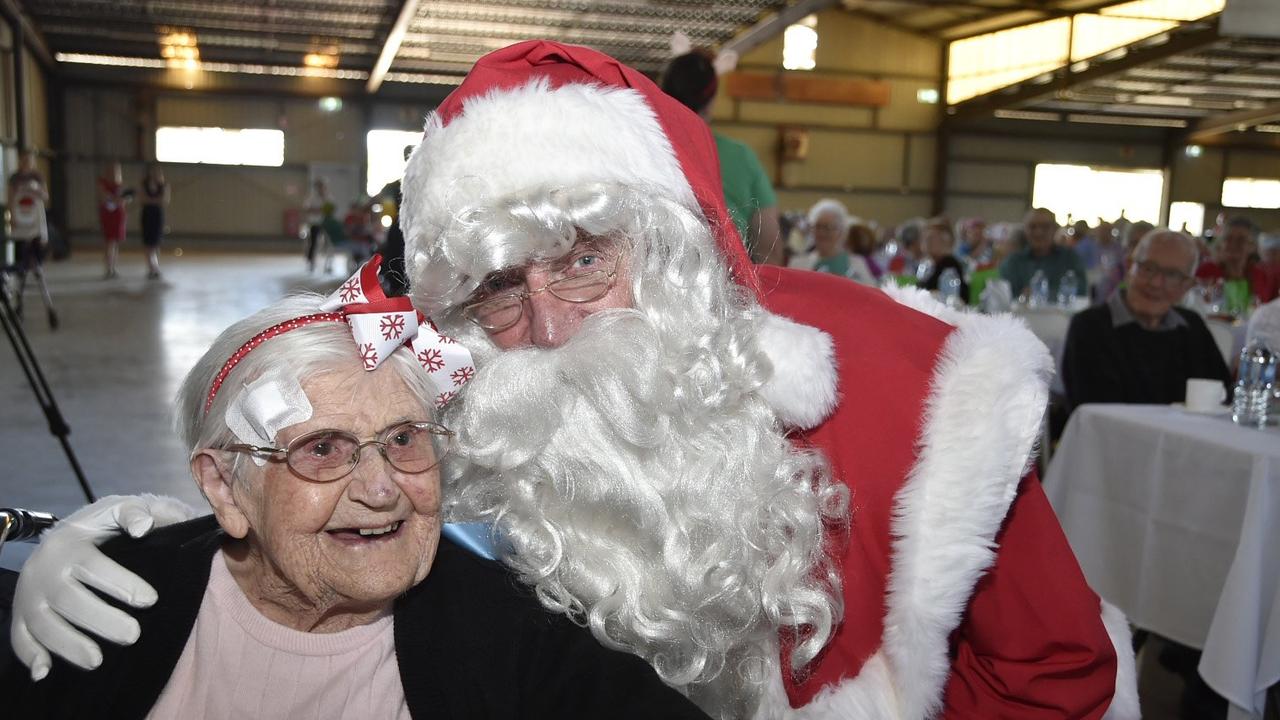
[400,40,1139,719]
[753,268,1136,718]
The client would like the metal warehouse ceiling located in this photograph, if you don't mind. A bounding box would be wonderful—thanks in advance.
[15,0,1280,139]
[20,0,791,82]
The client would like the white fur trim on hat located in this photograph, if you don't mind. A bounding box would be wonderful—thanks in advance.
[757,312,839,429]
[401,78,696,246]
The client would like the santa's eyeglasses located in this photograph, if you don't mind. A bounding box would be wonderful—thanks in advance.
[462,252,624,332]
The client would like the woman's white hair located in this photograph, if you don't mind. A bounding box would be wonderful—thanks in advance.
[174,293,438,457]
[406,181,847,718]
[806,198,851,235]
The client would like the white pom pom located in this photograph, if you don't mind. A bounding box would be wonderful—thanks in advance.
[712,50,739,75]
[669,31,693,57]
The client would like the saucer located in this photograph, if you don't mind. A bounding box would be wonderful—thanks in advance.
[1170,402,1227,415]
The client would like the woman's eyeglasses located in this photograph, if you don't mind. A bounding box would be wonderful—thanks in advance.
[224,420,453,483]
[461,253,624,332]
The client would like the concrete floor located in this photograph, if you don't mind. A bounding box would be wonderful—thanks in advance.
[0,249,1254,718]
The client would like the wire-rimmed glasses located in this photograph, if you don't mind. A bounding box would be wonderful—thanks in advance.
[461,253,624,332]
[224,420,453,483]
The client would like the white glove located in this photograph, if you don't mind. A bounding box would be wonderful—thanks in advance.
[10,494,197,680]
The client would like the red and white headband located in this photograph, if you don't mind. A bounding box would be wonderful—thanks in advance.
[204,255,475,415]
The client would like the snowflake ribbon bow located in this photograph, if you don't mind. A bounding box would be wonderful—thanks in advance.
[320,256,475,408]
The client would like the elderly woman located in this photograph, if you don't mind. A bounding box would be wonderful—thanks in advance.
[0,291,706,719]
[794,198,875,285]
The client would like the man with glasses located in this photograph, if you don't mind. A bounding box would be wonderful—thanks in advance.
[1063,228,1230,413]
[1000,208,1088,299]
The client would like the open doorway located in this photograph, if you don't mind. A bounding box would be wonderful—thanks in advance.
[1031,163,1164,226]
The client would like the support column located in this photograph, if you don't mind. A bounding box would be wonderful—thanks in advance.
[930,40,950,216]
[48,76,66,234]
[13,16,25,149]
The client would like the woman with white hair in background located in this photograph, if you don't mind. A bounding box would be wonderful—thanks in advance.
[0,277,707,719]
[794,198,876,285]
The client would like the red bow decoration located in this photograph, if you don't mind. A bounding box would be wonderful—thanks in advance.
[319,256,475,408]
[205,255,475,414]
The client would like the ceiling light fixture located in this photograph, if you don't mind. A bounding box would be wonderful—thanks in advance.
[158,27,200,70]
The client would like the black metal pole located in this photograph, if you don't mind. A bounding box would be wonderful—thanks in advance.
[0,279,95,503]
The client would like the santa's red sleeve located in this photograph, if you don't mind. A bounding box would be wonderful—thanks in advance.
[941,475,1118,719]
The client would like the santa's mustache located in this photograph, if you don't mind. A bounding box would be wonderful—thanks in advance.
[444,309,674,473]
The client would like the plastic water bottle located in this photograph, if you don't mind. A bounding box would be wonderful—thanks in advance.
[1029,269,1050,307]
[915,257,935,284]
[1057,269,1079,307]
[1232,339,1277,428]
[938,267,962,307]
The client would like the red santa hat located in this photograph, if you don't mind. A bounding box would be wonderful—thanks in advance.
[401,40,838,430]
[401,39,758,298]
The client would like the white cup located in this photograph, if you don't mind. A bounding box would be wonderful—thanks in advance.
[1185,378,1226,412]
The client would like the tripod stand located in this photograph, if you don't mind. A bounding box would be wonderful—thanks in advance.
[0,266,95,503]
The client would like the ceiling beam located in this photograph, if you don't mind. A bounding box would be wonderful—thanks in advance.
[846,9,937,39]
[367,0,421,93]
[1,0,56,69]
[945,22,1221,123]
[1188,101,1280,141]
[719,0,842,58]
[938,0,1139,40]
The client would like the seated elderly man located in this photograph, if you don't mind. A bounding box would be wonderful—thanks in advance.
[1063,228,1230,412]
[11,42,1137,719]
[1000,208,1087,299]
[0,290,705,719]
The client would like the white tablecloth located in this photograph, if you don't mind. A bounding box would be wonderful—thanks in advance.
[1205,317,1250,367]
[1045,404,1280,719]
[1012,305,1077,395]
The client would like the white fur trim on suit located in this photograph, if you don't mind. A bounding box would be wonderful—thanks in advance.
[401,79,697,244]
[756,311,839,429]
[1101,600,1141,720]
[758,286,1056,719]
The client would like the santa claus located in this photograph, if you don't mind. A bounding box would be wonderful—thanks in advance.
[9,41,1136,719]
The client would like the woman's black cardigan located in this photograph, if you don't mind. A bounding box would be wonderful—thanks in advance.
[0,516,709,719]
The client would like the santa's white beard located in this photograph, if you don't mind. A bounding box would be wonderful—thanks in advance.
[440,309,842,718]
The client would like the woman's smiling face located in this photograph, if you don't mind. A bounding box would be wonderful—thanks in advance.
[209,359,443,624]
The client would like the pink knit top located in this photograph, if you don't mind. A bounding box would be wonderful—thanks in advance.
[146,550,410,720]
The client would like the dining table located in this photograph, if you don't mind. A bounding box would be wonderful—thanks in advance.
[1044,403,1280,720]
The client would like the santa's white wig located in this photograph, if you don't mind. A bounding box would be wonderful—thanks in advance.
[404,179,847,717]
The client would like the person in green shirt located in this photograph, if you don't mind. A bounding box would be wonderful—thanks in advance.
[1000,208,1088,299]
[660,51,782,265]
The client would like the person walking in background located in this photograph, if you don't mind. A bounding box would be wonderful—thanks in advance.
[97,161,130,279]
[303,177,332,273]
[140,164,169,280]
[375,144,416,295]
[5,149,58,328]
[660,49,783,266]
